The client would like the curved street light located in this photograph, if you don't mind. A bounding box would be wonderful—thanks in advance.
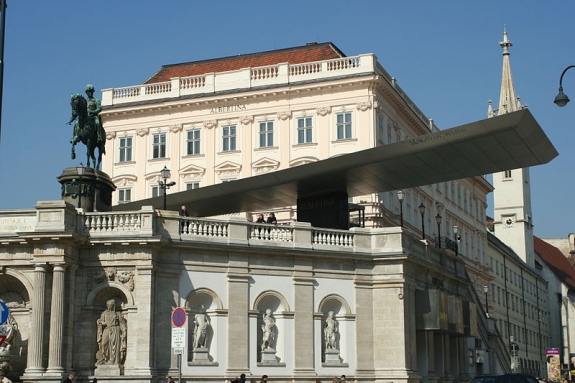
[396,190,405,227]
[418,203,426,240]
[159,166,176,210]
[554,65,575,107]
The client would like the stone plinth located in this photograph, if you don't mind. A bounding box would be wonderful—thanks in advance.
[58,167,116,212]
[324,349,341,364]
[190,348,218,366]
[94,364,123,376]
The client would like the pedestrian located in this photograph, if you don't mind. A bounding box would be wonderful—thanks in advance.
[340,375,346,383]
[266,213,277,224]
[0,373,12,383]
[167,377,174,383]
[179,205,190,233]
[62,374,75,383]
[260,375,268,383]
[239,373,247,383]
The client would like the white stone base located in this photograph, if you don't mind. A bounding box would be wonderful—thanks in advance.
[94,364,123,376]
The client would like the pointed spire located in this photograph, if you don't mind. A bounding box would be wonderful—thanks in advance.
[496,26,521,115]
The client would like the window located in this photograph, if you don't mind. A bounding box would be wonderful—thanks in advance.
[504,170,512,179]
[186,182,200,190]
[222,125,237,151]
[186,129,201,155]
[151,185,161,198]
[152,133,166,159]
[118,188,131,204]
[297,117,313,144]
[336,112,352,140]
[377,116,385,143]
[119,137,132,162]
[259,121,274,148]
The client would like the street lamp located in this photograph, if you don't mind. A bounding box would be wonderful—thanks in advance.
[453,225,459,256]
[484,285,489,317]
[396,190,405,227]
[554,65,575,107]
[159,166,176,210]
[435,213,442,247]
[418,203,426,239]
[76,162,85,209]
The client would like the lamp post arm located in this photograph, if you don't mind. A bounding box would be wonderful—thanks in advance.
[559,65,575,89]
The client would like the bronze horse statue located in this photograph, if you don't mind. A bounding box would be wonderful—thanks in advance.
[68,94,105,169]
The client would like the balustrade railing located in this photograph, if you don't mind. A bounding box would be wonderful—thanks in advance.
[436,236,458,254]
[83,212,142,233]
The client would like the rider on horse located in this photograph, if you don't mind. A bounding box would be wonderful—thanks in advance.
[70,84,106,146]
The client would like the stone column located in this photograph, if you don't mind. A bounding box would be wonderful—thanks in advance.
[226,272,250,376]
[25,264,47,375]
[293,272,315,377]
[46,264,66,375]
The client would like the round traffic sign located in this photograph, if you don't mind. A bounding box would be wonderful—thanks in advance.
[0,301,9,326]
[172,307,186,327]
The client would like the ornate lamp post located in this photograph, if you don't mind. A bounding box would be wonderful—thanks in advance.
[76,163,85,209]
[554,65,575,107]
[396,190,405,227]
[435,213,442,247]
[453,225,459,256]
[484,285,490,317]
[159,166,176,210]
[418,203,426,239]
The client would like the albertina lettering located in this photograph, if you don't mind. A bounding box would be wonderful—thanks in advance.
[210,104,247,114]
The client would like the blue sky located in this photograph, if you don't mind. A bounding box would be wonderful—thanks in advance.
[0,1,573,239]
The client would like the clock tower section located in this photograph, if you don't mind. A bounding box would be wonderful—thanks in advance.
[489,28,535,266]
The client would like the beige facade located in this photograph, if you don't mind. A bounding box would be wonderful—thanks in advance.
[100,44,493,302]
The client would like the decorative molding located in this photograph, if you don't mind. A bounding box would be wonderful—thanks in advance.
[356,102,372,112]
[373,100,380,109]
[106,131,117,140]
[136,128,149,137]
[214,161,241,176]
[169,124,183,133]
[277,111,292,121]
[289,156,319,167]
[252,157,280,174]
[204,120,217,129]
[240,116,254,125]
[316,106,331,116]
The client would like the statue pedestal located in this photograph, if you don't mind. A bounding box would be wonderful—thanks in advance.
[191,348,209,363]
[94,364,123,376]
[324,349,341,364]
[58,167,116,212]
[257,349,285,366]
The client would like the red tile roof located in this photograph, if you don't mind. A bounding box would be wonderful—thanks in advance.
[144,42,346,84]
[534,236,575,290]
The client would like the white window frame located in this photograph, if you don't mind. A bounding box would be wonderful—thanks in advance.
[336,112,352,140]
[151,185,161,198]
[259,121,274,148]
[222,125,237,152]
[297,117,313,144]
[119,137,133,162]
[186,129,201,155]
[152,133,167,159]
[186,182,200,190]
[118,188,132,204]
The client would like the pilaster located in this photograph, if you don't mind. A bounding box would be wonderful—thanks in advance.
[46,264,66,375]
[226,272,250,376]
[292,272,315,377]
[24,263,48,376]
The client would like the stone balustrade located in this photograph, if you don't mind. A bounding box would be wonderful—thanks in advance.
[101,54,377,106]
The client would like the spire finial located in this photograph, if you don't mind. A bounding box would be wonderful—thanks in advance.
[499,25,512,55]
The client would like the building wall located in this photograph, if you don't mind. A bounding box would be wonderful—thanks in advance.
[0,202,496,383]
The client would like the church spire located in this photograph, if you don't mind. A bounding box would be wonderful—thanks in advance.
[488,27,523,117]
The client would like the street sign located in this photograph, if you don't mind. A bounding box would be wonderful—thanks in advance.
[0,335,6,348]
[172,307,186,328]
[0,301,9,325]
[171,327,186,348]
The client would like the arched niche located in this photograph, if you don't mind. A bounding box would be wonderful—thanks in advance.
[318,294,351,316]
[253,290,290,312]
[184,288,223,311]
[86,281,133,308]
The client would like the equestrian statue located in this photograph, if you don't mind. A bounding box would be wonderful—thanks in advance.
[68,84,106,169]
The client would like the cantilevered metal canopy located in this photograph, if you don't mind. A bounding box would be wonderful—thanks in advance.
[115,109,557,216]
